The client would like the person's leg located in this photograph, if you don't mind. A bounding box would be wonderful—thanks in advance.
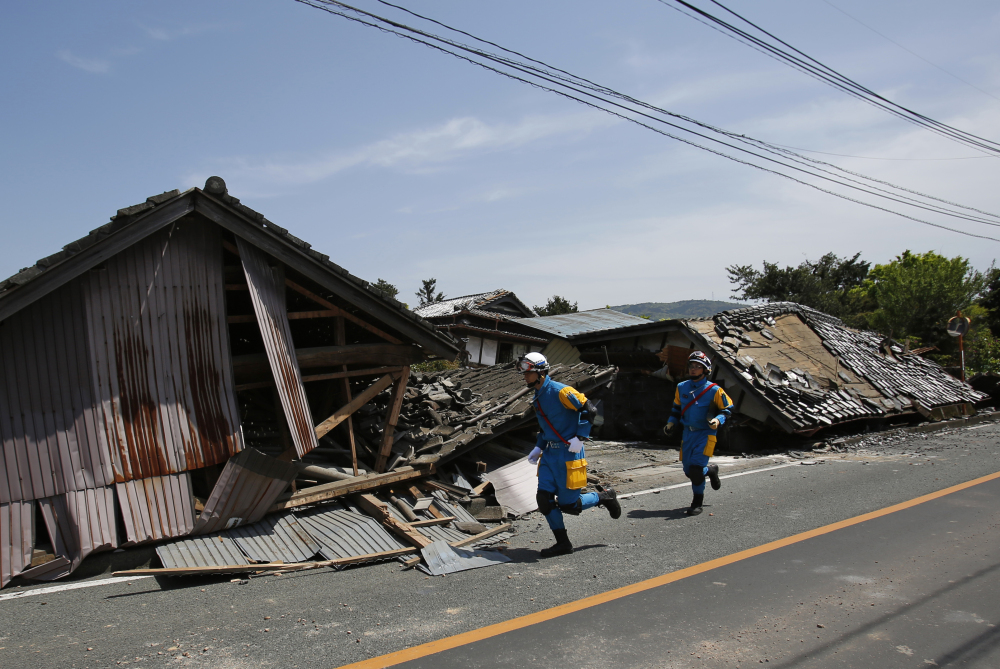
[536,455,564,531]
[538,449,574,557]
[682,431,709,515]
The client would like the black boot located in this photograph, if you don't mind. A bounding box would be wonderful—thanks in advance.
[686,493,704,516]
[597,485,622,519]
[708,465,721,491]
[539,529,574,558]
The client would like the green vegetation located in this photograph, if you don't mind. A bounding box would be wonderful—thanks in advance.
[610,300,742,320]
[415,278,445,307]
[372,278,399,300]
[534,295,578,316]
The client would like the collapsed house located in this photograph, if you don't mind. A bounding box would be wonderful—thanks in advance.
[0,179,616,586]
[507,304,988,443]
[412,290,547,366]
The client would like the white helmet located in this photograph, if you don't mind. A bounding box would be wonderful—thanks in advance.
[516,351,549,374]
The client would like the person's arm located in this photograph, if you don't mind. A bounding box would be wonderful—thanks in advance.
[667,386,682,427]
[708,387,734,429]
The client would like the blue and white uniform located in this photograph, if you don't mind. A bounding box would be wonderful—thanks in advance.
[667,377,733,494]
[533,376,598,531]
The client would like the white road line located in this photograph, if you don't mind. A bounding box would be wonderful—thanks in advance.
[966,424,993,431]
[619,461,809,500]
[0,575,154,602]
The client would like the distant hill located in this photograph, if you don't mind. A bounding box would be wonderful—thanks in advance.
[610,300,743,320]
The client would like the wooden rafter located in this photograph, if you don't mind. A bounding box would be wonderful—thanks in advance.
[352,494,431,549]
[335,316,360,476]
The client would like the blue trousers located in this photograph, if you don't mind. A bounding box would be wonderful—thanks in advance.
[537,442,599,531]
[681,427,714,495]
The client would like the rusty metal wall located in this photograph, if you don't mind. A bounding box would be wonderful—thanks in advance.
[85,223,244,481]
[117,472,195,544]
[0,500,33,588]
[192,448,299,535]
[236,238,318,458]
[19,485,118,581]
[0,280,115,504]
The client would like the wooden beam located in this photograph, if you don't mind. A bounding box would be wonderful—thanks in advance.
[234,366,404,392]
[231,343,419,384]
[267,466,430,512]
[451,522,512,548]
[227,310,337,324]
[409,516,456,527]
[314,372,397,440]
[113,547,418,577]
[375,365,410,473]
[352,494,432,549]
[335,316,360,476]
[285,278,403,345]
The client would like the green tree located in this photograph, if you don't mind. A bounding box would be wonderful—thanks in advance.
[533,295,578,316]
[415,278,445,307]
[976,267,1000,336]
[856,250,990,353]
[726,252,872,320]
[372,278,399,300]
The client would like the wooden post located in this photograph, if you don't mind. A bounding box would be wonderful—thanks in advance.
[375,366,409,472]
[314,373,397,440]
[335,316,360,476]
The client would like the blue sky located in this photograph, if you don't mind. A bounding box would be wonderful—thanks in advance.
[2,1,999,310]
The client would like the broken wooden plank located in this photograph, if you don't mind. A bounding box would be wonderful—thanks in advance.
[232,344,419,384]
[352,494,432,549]
[113,547,418,577]
[409,516,456,527]
[375,367,409,472]
[301,366,403,384]
[402,522,513,568]
[314,373,397,440]
[267,466,430,513]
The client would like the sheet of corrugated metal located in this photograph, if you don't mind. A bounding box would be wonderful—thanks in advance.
[191,448,299,535]
[20,486,118,581]
[295,506,406,561]
[236,238,318,458]
[383,499,468,543]
[85,223,243,482]
[0,500,33,588]
[513,309,649,339]
[0,279,115,504]
[418,540,511,576]
[117,473,195,544]
[228,513,319,563]
[428,495,479,524]
[482,458,538,516]
[156,533,249,569]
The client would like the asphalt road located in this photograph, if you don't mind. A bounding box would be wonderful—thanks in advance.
[1,420,998,669]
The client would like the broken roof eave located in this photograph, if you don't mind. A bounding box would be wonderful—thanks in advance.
[0,188,460,360]
[568,319,686,346]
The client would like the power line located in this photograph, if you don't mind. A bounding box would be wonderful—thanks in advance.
[290,0,1000,242]
[817,0,1000,104]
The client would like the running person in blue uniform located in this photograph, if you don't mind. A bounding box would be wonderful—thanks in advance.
[519,352,621,558]
[664,351,733,516]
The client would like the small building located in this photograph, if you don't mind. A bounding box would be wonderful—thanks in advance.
[0,177,459,587]
[413,290,547,366]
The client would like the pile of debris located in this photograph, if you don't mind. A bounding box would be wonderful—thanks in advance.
[112,361,615,579]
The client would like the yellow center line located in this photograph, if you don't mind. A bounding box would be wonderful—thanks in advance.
[337,469,1000,669]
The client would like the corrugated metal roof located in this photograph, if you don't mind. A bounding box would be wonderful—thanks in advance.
[228,513,320,563]
[26,486,118,581]
[0,500,33,588]
[483,458,537,516]
[237,238,318,459]
[117,473,195,544]
[156,533,249,569]
[512,309,650,340]
[418,540,511,576]
[192,448,299,535]
[295,506,406,562]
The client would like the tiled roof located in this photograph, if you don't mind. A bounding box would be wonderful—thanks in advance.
[512,309,650,340]
[0,179,456,355]
[413,290,532,319]
[695,302,986,431]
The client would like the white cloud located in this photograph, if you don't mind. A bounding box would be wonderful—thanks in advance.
[137,22,228,42]
[56,50,110,74]
[185,110,613,191]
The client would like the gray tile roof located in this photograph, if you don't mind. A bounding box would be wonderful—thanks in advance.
[413,289,532,319]
[512,309,651,340]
